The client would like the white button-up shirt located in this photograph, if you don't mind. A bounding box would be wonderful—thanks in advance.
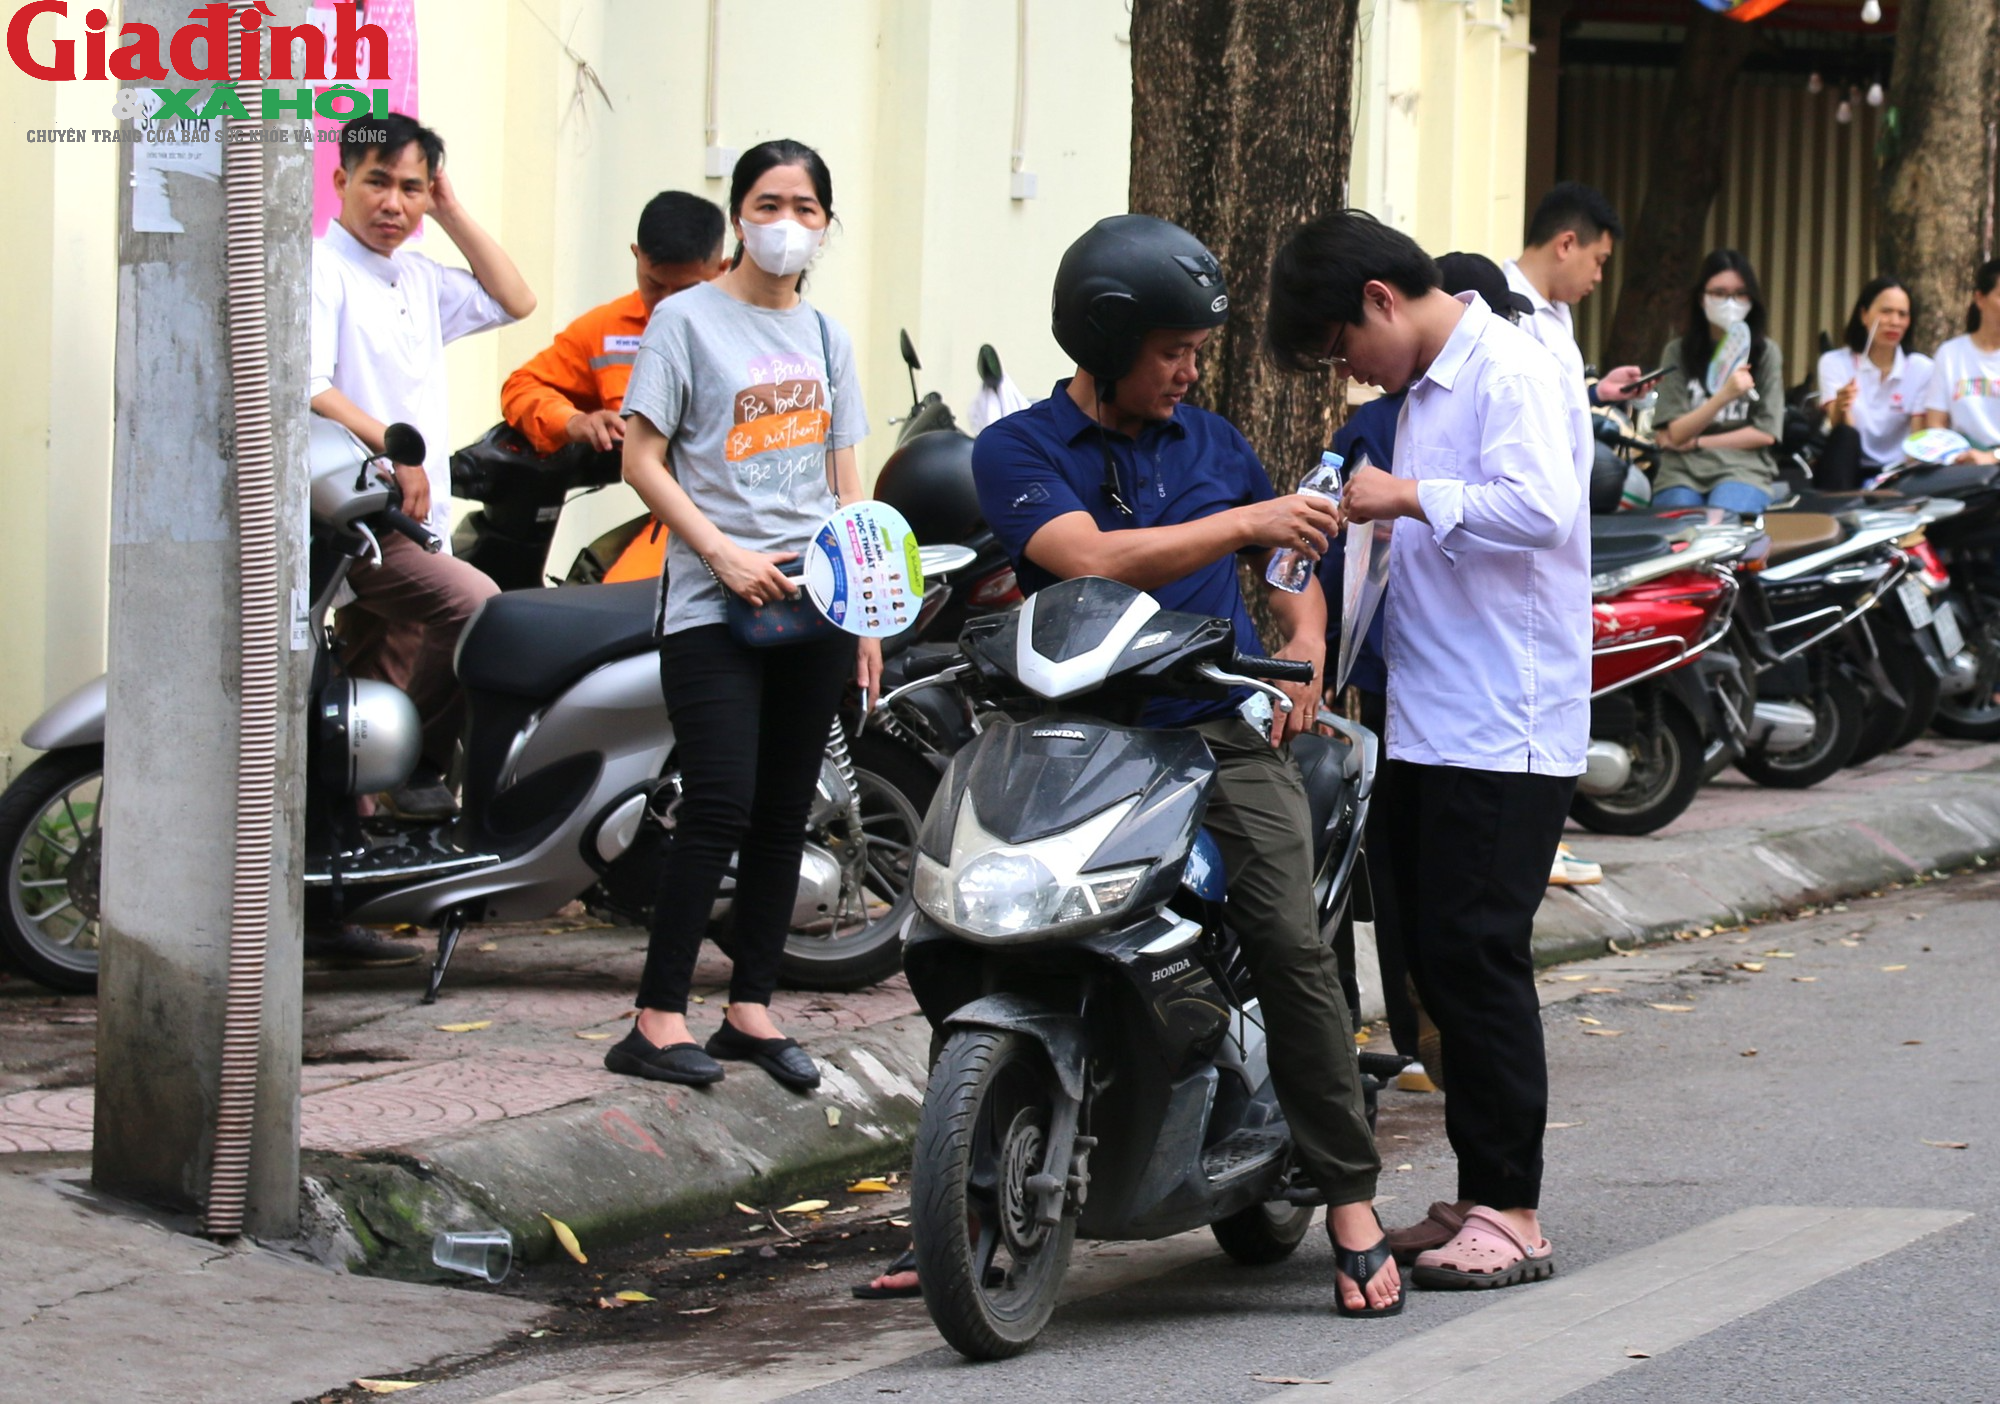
[1385,293,1593,775]
[310,220,514,541]
[1503,258,1586,390]
[1816,345,1935,471]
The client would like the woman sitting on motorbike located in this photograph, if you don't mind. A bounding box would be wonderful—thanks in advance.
[1649,249,1785,514]
[607,139,874,1091]
[1921,257,2000,466]
[1817,276,1936,489]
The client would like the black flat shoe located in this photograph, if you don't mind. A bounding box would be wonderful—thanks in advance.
[603,1027,724,1086]
[705,1021,821,1091]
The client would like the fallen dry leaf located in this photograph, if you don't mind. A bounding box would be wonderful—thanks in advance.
[475,942,499,953]
[1921,1139,1969,1150]
[680,1306,717,1316]
[825,1107,842,1128]
[1582,1029,1625,1038]
[595,1296,624,1310]
[805,1261,830,1271]
[1740,1049,1759,1058]
[574,1032,612,1041]
[779,1200,830,1215]
[1736,962,1765,973]
[354,1383,422,1395]
[1624,1349,1652,1360]
[1395,1163,1414,1172]
[1559,974,1588,982]
[434,1021,492,1033]
[1882,965,1908,972]
[684,1248,733,1259]
[1839,937,1862,947]
[542,1213,587,1264]
[1577,1016,1602,1026]
[1546,1121,1584,1129]
[734,1202,759,1215]
[691,994,706,1004]
[1607,938,1635,956]
[1903,1040,1923,1046]
[889,1216,910,1228]
[1792,977,1818,984]
[847,1179,893,1193]
[613,1290,655,1303]
[1587,987,1623,995]
[1647,1003,1694,1013]
[1252,1377,1335,1386]
[1763,951,1796,959]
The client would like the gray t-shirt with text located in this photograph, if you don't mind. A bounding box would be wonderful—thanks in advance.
[621,280,869,632]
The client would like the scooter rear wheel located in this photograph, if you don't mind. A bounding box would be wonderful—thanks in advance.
[911,1029,1076,1360]
[1212,1198,1315,1265]
[1736,668,1863,789]
[1931,590,2000,741]
[1569,697,1705,836]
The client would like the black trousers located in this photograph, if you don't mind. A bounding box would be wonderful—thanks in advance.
[636,624,854,1013]
[1355,689,1418,1057]
[1378,759,1576,1210]
[1816,424,1867,491]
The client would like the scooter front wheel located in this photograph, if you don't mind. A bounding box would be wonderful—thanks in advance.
[911,1029,1077,1360]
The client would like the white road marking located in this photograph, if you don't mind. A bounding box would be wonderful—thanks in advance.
[468,1228,1233,1403]
[1257,1205,1970,1404]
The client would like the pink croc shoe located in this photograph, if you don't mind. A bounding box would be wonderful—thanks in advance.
[1410,1206,1555,1290]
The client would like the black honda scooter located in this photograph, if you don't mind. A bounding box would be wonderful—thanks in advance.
[901,576,1376,1359]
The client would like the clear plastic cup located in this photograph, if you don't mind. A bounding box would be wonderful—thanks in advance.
[432,1229,513,1283]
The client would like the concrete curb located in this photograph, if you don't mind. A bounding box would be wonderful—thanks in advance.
[1533,770,2000,965]
[315,760,2000,1279]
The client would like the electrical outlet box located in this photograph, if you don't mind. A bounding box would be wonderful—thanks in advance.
[704,145,739,180]
[1010,170,1038,201]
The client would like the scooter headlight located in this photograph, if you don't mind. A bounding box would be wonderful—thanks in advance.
[914,796,1149,941]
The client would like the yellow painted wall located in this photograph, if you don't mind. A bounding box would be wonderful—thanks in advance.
[1,0,1525,763]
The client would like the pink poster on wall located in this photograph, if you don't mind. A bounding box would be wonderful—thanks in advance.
[310,0,420,238]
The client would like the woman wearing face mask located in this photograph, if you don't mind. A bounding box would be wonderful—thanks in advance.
[1817,277,1935,489]
[1920,258,2000,466]
[608,139,872,1091]
[1650,249,1785,512]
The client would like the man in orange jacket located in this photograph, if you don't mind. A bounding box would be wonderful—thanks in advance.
[502,191,726,454]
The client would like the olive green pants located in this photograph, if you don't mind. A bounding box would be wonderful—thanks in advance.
[1194,715,1380,1206]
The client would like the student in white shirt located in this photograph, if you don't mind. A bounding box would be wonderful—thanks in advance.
[1503,182,1643,405]
[311,113,535,830]
[1921,258,2000,464]
[1816,277,1935,488]
[1269,210,1590,1294]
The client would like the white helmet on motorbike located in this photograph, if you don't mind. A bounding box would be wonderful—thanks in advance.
[316,677,422,796]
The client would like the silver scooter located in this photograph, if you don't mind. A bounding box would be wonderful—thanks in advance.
[0,422,960,999]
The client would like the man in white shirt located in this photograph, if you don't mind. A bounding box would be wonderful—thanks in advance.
[311,113,535,827]
[1269,210,1591,1292]
[1504,183,1642,406]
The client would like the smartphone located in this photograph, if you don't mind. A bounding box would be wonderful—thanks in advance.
[1626,366,1670,394]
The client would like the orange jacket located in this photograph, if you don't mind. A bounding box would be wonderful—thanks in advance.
[501,291,649,456]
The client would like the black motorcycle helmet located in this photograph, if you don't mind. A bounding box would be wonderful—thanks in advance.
[873,430,983,545]
[1052,214,1230,385]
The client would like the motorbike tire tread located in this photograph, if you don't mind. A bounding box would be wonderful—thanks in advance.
[1736,669,1864,790]
[1568,697,1706,837]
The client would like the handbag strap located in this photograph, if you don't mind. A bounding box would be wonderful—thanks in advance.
[817,308,837,495]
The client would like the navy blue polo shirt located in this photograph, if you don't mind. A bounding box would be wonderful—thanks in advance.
[972,380,1275,726]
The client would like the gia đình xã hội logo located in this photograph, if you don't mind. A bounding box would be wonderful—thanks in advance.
[8,1,395,125]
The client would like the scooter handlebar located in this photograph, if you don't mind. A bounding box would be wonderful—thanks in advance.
[1230,652,1316,686]
[381,507,445,554]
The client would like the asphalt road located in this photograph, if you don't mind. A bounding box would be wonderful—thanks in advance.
[348,868,1999,1404]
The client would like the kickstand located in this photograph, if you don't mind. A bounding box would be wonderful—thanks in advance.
[422,908,468,1005]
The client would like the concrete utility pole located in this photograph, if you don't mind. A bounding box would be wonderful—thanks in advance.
[94,0,313,1236]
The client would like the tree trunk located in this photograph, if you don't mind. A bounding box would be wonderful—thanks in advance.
[1602,13,1759,371]
[1129,0,1359,495]
[1877,0,2000,354]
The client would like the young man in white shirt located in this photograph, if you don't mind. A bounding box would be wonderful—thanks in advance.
[1504,182,1642,406]
[311,113,535,825]
[1269,210,1592,1292]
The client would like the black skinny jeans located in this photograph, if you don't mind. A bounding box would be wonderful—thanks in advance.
[636,625,854,1013]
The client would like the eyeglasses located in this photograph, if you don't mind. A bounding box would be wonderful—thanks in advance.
[1316,323,1352,372]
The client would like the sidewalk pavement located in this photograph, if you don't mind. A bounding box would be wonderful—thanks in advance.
[2,737,1997,1290]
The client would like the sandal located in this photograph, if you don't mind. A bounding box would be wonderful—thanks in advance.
[1329,1218,1404,1319]
[1410,1206,1555,1290]
[1386,1200,1467,1266]
[851,1248,920,1300]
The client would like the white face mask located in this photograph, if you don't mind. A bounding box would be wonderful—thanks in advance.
[1703,295,1751,328]
[738,217,824,278]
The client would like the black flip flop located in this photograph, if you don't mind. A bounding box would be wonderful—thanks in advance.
[1332,1232,1405,1318]
[852,1248,921,1300]
[705,1022,821,1091]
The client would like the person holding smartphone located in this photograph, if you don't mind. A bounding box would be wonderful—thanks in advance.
[609,140,873,1092]
[1816,277,1934,489]
[1650,250,1784,513]
[1504,183,1644,405]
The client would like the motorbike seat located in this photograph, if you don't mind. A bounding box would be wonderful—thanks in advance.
[1760,511,1845,566]
[1589,519,1685,570]
[457,580,660,698]
[1786,488,1899,516]
[1879,461,2000,499]
[1290,730,1356,872]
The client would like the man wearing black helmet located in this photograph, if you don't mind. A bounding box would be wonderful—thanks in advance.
[968,215,1399,1318]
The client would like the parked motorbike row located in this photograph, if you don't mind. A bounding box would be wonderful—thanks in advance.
[1571,410,2000,837]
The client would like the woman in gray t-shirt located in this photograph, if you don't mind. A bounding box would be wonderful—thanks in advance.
[609,141,871,1092]
[1649,249,1784,515]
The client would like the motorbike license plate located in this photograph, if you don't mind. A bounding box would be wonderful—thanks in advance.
[1896,577,1933,629]
[1932,598,1966,659]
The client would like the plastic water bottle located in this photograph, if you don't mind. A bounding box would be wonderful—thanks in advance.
[1265,450,1345,593]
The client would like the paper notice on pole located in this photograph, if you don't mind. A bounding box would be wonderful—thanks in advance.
[1335,517,1393,694]
[130,89,222,234]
